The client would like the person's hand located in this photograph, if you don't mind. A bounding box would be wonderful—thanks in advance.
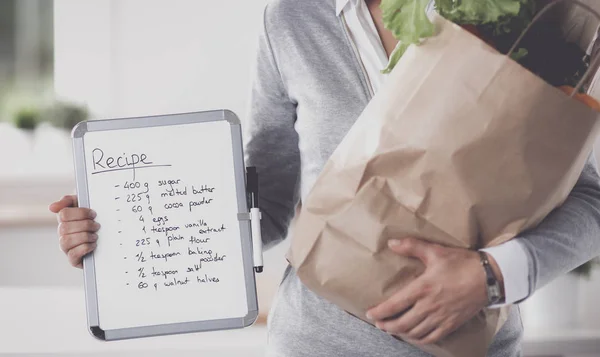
[49,195,100,268]
[366,238,503,346]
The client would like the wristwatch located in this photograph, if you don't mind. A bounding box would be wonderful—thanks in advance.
[478,251,505,306]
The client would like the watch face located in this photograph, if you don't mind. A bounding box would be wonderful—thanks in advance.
[489,284,502,303]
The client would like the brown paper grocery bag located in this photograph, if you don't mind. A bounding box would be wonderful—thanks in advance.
[287,14,600,357]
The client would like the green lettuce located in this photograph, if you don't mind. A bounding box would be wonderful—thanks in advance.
[436,0,522,25]
[381,0,533,73]
[381,0,434,73]
[510,47,528,61]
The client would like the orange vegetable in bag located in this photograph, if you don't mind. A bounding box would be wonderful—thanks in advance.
[559,86,600,112]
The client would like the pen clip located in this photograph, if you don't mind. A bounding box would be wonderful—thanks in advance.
[246,167,259,208]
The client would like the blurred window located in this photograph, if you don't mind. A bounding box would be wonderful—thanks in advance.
[0,1,78,183]
[0,0,53,98]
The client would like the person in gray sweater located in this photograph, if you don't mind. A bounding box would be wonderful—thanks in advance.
[50,0,600,356]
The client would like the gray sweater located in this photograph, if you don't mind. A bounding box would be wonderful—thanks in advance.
[244,1,600,356]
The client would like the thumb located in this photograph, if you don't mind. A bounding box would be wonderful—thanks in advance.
[388,238,430,264]
[48,195,78,213]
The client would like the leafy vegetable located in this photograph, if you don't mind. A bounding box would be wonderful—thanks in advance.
[480,0,536,36]
[510,47,528,61]
[382,42,411,74]
[436,0,522,26]
[381,0,534,72]
[380,0,435,73]
[380,0,590,92]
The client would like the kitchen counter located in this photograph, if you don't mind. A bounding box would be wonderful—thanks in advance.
[0,287,266,356]
[1,287,598,357]
[523,328,600,357]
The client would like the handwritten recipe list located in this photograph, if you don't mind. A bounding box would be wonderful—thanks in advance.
[84,122,249,330]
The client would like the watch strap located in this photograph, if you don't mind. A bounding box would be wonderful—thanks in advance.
[478,251,504,306]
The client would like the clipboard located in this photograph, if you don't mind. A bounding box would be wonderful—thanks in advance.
[72,110,260,341]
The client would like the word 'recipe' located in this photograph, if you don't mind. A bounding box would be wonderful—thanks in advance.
[91,148,171,180]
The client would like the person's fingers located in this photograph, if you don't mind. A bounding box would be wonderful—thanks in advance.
[58,207,96,223]
[48,195,78,213]
[414,318,457,346]
[66,243,97,268]
[387,238,435,264]
[59,232,98,253]
[57,219,100,237]
[376,301,430,335]
[367,281,423,321]
[404,313,444,341]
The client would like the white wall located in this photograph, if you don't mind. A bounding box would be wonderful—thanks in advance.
[54,0,265,119]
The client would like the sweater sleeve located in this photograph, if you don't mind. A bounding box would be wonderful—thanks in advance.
[243,5,301,250]
[516,153,600,300]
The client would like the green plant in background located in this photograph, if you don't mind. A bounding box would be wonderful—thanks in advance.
[5,101,88,131]
[13,107,40,130]
[41,101,88,130]
[1,86,48,129]
[571,258,600,279]
[1,85,88,131]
